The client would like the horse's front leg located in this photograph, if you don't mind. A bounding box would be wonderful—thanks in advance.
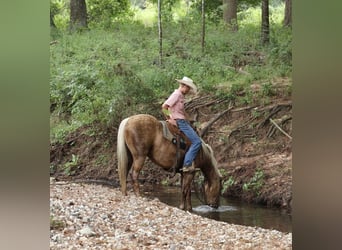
[180,172,195,211]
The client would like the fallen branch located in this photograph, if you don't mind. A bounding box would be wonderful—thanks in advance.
[231,105,257,113]
[256,101,292,112]
[228,115,258,138]
[269,118,292,140]
[199,104,233,137]
[257,101,292,129]
[257,106,281,129]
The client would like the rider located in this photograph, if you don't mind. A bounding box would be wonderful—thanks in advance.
[162,76,202,172]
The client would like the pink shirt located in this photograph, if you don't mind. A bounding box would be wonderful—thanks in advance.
[163,89,185,120]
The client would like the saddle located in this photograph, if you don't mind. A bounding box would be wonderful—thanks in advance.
[160,121,191,150]
[160,121,192,172]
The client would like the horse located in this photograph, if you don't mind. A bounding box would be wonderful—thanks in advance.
[117,114,222,211]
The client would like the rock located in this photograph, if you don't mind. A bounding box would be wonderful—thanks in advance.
[78,226,95,237]
[50,181,292,249]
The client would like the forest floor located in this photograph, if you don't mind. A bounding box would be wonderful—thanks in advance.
[50,77,292,212]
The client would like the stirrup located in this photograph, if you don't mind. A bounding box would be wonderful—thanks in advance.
[181,164,196,173]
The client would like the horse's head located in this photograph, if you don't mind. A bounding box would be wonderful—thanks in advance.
[203,177,221,208]
[201,143,222,209]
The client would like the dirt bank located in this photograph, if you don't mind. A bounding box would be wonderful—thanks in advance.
[50,79,292,211]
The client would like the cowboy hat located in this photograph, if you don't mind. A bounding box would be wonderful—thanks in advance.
[176,76,197,93]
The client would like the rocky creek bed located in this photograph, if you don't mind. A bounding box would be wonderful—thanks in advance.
[50,179,292,249]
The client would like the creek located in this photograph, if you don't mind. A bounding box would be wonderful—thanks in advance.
[143,184,292,233]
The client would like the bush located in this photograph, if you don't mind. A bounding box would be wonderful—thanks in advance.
[87,0,133,29]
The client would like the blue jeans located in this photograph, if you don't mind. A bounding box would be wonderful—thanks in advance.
[176,119,202,166]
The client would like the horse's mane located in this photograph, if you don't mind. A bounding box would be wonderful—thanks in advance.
[200,139,222,178]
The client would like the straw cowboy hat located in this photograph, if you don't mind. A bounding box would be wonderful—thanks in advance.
[176,76,198,94]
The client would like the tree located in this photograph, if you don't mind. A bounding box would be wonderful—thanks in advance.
[223,0,238,31]
[261,0,269,45]
[70,0,88,31]
[158,0,163,65]
[201,0,205,53]
[283,0,292,27]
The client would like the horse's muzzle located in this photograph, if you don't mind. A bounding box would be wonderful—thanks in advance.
[208,203,219,209]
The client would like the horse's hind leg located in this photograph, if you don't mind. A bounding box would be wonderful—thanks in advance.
[131,156,145,196]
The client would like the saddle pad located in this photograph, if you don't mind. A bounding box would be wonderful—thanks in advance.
[160,121,177,142]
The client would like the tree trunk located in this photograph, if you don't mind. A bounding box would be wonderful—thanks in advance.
[223,0,238,31]
[201,0,205,53]
[70,0,88,31]
[158,0,163,66]
[261,0,269,45]
[283,0,292,27]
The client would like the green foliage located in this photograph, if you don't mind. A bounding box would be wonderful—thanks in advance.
[222,176,236,194]
[261,82,275,97]
[191,0,261,23]
[219,169,236,194]
[194,171,205,187]
[219,168,229,177]
[50,4,291,144]
[50,0,133,30]
[191,0,222,22]
[87,0,133,28]
[50,0,64,17]
[150,0,178,22]
[63,154,79,175]
[269,26,292,68]
[242,168,264,195]
[95,154,110,166]
[50,117,81,143]
[50,28,160,140]
[50,0,69,30]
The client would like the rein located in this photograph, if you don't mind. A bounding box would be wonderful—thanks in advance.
[192,172,206,204]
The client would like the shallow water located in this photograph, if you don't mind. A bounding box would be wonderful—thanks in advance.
[143,185,292,233]
[193,205,237,213]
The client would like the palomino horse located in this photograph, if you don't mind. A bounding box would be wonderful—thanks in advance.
[117,114,222,210]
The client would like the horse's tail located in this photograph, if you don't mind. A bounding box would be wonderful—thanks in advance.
[117,117,130,195]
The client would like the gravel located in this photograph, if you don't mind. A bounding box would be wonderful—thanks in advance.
[50,179,292,249]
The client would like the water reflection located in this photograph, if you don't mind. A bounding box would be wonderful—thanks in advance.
[143,184,292,233]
